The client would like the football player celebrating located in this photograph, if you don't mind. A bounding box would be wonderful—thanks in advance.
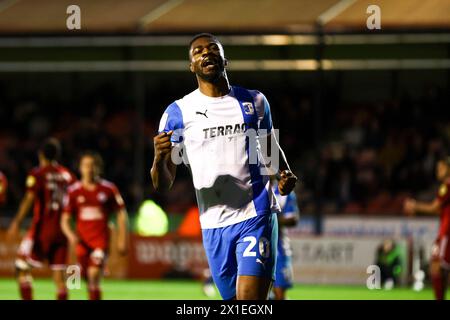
[404,156,450,300]
[151,33,297,300]
[61,151,128,300]
[7,138,75,300]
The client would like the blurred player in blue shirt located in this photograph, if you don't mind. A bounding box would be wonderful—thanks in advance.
[271,180,299,300]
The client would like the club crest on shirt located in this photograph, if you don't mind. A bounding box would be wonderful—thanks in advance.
[97,192,107,203]
[439,184,448,197]
[77,195,86,204]
[243,102,254,115]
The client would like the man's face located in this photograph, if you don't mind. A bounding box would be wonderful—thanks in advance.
[189,36,226,82]
[383,240,393,253]
[436,160,449,181]
[80,156,99,180]
[38,151,45,162]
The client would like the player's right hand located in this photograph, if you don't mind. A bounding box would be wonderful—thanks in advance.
[278,170,297,196]
[153,131,173,162]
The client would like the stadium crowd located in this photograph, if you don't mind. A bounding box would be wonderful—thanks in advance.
[0,81,448,217]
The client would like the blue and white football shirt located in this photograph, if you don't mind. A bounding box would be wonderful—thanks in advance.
[158,85,281,229]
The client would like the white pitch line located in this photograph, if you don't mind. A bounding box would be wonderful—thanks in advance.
[138,0,184,29]
[317,0,357,26]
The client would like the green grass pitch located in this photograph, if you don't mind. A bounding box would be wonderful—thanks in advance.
[0,278,444,300]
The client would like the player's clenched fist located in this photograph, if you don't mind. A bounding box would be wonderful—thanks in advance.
[153,131,173,161]
[278,170,297,196]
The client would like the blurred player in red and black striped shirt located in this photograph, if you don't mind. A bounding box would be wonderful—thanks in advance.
[7,138,76,300]
[404,156,450,300]
[61,151,128,300]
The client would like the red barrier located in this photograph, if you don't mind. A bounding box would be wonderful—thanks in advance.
[0,229,127,279]
[1,231,207,279]
[128,234,208,279]
[0,230,51,277]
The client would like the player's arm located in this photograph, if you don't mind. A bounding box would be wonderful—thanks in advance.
[7,191,35,239]
[60,211,79,246]
[116,208,129,255]
[257,91,297,196]
[151,131,177,191]
[264,133,297,195]
[278,192,300,227]
[404,198,440,215]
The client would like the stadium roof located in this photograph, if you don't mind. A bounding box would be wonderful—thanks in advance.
[0,0,449,35]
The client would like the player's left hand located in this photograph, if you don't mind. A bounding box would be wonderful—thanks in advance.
[403,198,416,216]
[278,170,297,196]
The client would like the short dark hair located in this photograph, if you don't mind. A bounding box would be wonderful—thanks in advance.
[188,33,220,53]
[79,151,104,174]
[39,138,61,161]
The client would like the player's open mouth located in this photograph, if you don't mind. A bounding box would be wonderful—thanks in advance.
[201,57,218,69]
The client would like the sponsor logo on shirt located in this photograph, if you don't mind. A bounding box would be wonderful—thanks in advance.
[202,123,250,139]
[80,206,103,221]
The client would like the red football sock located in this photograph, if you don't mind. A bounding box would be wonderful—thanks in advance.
[88,287,101,300]
[19,281,33,300]
[57,289,68,300]
[431,269,446,300]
